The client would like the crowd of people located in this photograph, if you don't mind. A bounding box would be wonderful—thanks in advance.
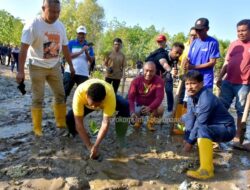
[0,44,20,72]
[3,0,248,181]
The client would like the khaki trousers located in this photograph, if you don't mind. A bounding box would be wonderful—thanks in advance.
[29,63,65,108]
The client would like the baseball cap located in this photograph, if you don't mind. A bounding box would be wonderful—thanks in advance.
[76,25,87,34]
[194,18,209,30]
[156,34,167,42]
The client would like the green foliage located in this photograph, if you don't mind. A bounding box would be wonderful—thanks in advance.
[89,120,100,135]
[0,10,23,45]
[96,20,167,67]
[61,0,105,42]
[0,2,231,76]
[91,70,104,80]
[170,32,186,44]
[215,38,230,75]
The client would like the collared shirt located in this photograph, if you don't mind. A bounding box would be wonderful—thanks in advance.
[128,75,164,113]
[65,39,94,76]
[182,87,235,144]
[188,36,220,88]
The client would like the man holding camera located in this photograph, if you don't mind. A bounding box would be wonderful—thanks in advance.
[16,0,75,136]
[63,25,94,100]
[104,38,126,94]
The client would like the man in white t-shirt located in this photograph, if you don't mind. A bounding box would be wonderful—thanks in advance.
[16,0,75,136]
[63,25,94,100]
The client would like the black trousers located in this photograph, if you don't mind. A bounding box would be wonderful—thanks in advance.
[66,95,130,136]
[105,77,121,94]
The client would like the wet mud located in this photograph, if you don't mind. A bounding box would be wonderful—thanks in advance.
[0,65,250,190]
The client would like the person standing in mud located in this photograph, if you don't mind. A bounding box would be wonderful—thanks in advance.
[184,18,220,91]
[11,45,20,72]
[16,0,75,136]
[63,25,94,101]
[128,61,165,131]
[66,79,130,159]
[104,38,126,94]
[181,71,235,180]
[145,35,184,117]
[216,19,250,145]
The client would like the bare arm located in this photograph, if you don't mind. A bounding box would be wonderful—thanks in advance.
[159,58,171,72]
[94,115,110,148]
[90,115,110,158]
[70,48,85,59]
[70,45,93,63]
[74,115,92,150]
[85,48,93,63]
[216,60,228,88]
[16,43,29,83]
[104,55,110,67]
[189,58,217,70]
[62,45,75,76]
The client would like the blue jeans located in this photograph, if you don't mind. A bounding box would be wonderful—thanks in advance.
[164,74,174,112]
[185,122,236,144]
[220,80,250,117]
[66,95,130,136]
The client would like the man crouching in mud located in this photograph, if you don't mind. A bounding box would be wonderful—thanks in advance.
[66,79,129,159]
[181,71,236,180]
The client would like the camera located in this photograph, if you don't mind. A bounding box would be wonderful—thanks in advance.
[107,67,113,74]
[17,80,26,95]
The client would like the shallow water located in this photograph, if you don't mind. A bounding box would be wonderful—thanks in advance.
[0,123,31,139]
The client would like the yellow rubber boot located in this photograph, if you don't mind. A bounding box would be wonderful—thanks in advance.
[134,119,142,129]
[31,107,43,136]
[53,104,66,128]
[187,138,214,180]
[146,115,156,131]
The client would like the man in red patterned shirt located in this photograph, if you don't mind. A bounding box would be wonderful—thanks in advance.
[128,61,165,131]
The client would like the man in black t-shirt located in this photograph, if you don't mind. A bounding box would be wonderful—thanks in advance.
[146,35,184,115]
[164,42,184,114]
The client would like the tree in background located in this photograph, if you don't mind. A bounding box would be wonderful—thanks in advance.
[171,32,186,44]
[215,38,230,76]
[97,19,171,67]
[0,10,23,45]
[0,2,231,74]
[60,0,105,42]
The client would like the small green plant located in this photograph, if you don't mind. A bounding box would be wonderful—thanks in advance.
[89,120,100,135]
[176,123,185,131]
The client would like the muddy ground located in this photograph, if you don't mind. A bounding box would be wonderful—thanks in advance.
[0,64,250,190]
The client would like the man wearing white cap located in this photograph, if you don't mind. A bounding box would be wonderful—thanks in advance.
[63,25,95,100]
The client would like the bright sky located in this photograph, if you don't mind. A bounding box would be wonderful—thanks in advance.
[0,0,249,41]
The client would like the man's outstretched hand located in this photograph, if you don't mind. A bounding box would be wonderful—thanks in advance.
[89,144,99,160]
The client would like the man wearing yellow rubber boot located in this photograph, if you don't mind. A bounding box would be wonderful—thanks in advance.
[128,61,165,131]
[181,71,236,180]
[16,0,75,136]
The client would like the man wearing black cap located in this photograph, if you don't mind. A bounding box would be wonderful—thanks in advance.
[184,18,220,91]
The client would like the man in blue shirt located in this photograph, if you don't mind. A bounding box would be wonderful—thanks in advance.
[63,25,94,100]
[185,18,220,90]
[182,71,235,180]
